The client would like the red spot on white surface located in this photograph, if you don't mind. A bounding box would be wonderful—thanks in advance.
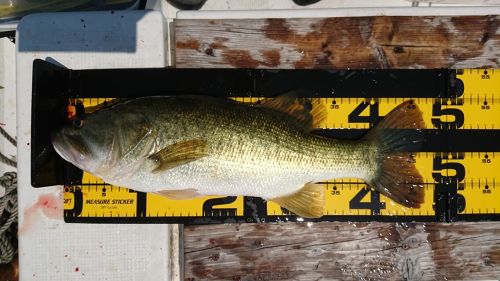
[37,194,63,219]
[75,267,79,272]
[19,193,64,235]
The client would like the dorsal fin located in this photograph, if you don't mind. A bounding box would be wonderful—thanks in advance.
[259,92,327,132]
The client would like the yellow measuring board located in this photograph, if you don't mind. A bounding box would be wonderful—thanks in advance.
[64,152,498,219]
[63,69,500,223]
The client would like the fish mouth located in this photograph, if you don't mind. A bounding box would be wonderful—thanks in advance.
[51,130,90,169]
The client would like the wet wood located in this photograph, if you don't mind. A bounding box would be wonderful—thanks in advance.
[184,222,500,281]
[175,16,500,69]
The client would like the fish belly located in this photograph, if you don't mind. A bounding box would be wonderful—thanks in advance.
[117,150,363,199]
[112,155,313,199]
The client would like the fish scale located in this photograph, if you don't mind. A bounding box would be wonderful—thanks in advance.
[54,92,424,219]
[103,96,374,199]
[45,68,500,223]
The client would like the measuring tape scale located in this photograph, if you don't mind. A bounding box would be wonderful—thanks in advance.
[63,69,500,222]
[63,151,499,220]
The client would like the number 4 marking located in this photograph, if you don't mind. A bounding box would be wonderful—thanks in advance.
[349,188,386,215]
[348,101,382,125]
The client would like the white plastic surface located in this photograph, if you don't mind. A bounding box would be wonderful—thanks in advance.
[177,6,500,19]
[16,10,170,281]
[163,0,413,19]
[165,0,500,20]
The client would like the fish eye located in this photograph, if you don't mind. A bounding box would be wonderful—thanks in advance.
[72,118,84,128]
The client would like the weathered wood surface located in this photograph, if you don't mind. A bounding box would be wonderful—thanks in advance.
[175,16,500,69]
[184,222,500,281]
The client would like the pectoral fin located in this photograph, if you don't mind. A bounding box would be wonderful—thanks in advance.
[270,182,325,218]
[155,189,202,200]
[149,139,208,173]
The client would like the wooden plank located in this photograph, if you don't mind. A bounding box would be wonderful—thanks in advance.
[175,16,500,69]
[184,222,500,281]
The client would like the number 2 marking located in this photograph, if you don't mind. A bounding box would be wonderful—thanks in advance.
[202,196,238,216]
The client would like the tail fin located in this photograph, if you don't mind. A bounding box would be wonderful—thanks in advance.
[365,100,426,208]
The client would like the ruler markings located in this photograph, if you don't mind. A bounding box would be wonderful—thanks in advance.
[63,69,500,222]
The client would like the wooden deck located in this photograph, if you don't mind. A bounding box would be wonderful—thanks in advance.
[175,16,500,69]
[175,15,500,281]
[184,222,500,280]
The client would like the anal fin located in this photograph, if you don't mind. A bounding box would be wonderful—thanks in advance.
[270,183,325,218]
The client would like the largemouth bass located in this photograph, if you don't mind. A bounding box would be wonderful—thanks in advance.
[52,94,425,218]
